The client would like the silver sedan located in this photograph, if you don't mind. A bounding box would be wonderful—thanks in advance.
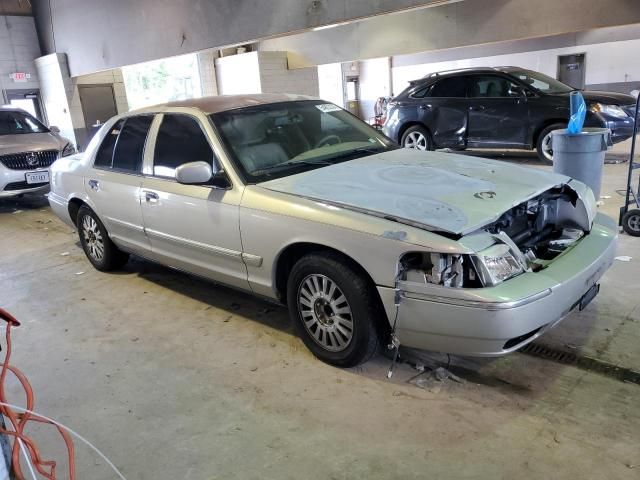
[48,94,617,366]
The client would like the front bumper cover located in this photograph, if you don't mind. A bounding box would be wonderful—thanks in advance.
[377,213,618,356]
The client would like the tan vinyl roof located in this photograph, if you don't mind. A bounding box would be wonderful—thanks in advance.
[132,93,318,115]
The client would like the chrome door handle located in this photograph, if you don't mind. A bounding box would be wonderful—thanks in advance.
[469,105,486,112]
[88,179,99,190]
[144,190,159,203]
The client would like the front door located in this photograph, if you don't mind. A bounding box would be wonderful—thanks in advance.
[85,115,154,253]
[558,54,586,90]
[465,74,529,148]
[417,76,469,148]
[4,89,44,122]
[78,84,119,148]
[140,113,248,290]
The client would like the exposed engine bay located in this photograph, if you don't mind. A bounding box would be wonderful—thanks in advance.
[400,185,592,288]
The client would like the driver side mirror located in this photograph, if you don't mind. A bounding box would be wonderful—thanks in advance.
[175,161,213,185]
[50,126,61,133]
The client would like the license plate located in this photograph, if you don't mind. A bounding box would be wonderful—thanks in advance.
[579,283,600,311]
[25,171,50,184]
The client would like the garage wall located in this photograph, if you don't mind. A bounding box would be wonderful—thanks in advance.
[215,52,262,96]
[215,51,319,97]
[258,52,319,97]
[358,57,392,120]
[0,15,41,102]
[391,37,640,94]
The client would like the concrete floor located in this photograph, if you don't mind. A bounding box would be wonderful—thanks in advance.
[0,146,639,479]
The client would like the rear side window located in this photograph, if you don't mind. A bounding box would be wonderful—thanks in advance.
[429,77,468,98]
[112,116,153,172]
[153,114,214,178]
[93,116,152,172]
[94,119,124,168]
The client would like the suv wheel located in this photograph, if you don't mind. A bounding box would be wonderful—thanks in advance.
[536,123,566,165]
[401,125,433,151]
[287,253,380,367]
[77,206,129,271]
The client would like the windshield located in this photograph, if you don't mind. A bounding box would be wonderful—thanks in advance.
[0,110,49,135]
[509,69,574,94]
[210,100,397,183]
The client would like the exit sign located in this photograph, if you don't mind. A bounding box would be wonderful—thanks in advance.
[9,72,31,82]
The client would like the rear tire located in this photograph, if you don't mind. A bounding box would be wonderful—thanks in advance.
[77,206,129,271]
[536,123,566,165]
[401,125,433,151]
[287,252,380,367]
[622,209,640,237]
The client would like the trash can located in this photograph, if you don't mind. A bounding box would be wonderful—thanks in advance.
[551,128,610,199]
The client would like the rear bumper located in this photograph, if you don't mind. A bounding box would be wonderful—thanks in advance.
[47,191,74,227]
[377,213,618,356]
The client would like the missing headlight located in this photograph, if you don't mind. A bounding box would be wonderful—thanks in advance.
[400,252,482,288]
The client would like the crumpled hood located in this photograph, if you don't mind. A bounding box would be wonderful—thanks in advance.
[260,149,573,236]
[0,133,67,155]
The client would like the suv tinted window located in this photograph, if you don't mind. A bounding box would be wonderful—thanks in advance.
[153,115,213,178]
[94,119,125,168]
[112,116,153,172]
[429,77,467,98]
[468,75,521,98]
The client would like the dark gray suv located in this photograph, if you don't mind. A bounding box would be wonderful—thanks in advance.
[383,67,637,164]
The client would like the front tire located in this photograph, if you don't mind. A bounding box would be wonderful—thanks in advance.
[401,125,433,151]
[77,206,129,271]
[287,253,380,367]
[536,123,566,165]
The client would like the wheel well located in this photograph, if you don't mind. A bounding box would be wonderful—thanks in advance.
[532,120,567,148]
[275,243,375,300]
[397,121,429,144]
[274,242,391,335]
[67,198,86,226]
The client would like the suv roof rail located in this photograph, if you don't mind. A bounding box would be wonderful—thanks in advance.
[409,66,524,84]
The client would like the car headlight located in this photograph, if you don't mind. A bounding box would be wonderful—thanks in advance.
[471,243,525,286]
[61,143,76,157]
[590,103,629,119]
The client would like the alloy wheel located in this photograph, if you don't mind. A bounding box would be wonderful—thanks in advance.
[297,274,354,352]
[404,131,429,150]
[541,131,554,163]
[82,215,105,262]
[627,213,640,233]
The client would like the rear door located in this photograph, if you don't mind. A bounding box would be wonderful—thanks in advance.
[418,76,469,148]
[85,115,154,253]
[139,113,249,290]
[465,74,529,148]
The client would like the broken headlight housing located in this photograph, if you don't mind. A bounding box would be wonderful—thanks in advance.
[471,243,524,286]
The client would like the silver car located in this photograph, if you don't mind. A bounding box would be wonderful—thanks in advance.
[48,94,617,367]
[0,106,75,198]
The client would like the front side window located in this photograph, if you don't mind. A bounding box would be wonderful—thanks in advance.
[468,76,522,98]
[211,100,397,183]
[509,69,573,94]
[429,77,468,98]
[0,110,49,135]
[153,115,214,178]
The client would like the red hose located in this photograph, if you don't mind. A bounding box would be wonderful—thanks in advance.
[0,307,76,479]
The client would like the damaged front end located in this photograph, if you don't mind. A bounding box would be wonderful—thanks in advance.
[399,182,596,288]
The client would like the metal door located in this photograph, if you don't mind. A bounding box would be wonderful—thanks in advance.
[4,89,44,122]
[78,84,118,130]
[557,54,586,89]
